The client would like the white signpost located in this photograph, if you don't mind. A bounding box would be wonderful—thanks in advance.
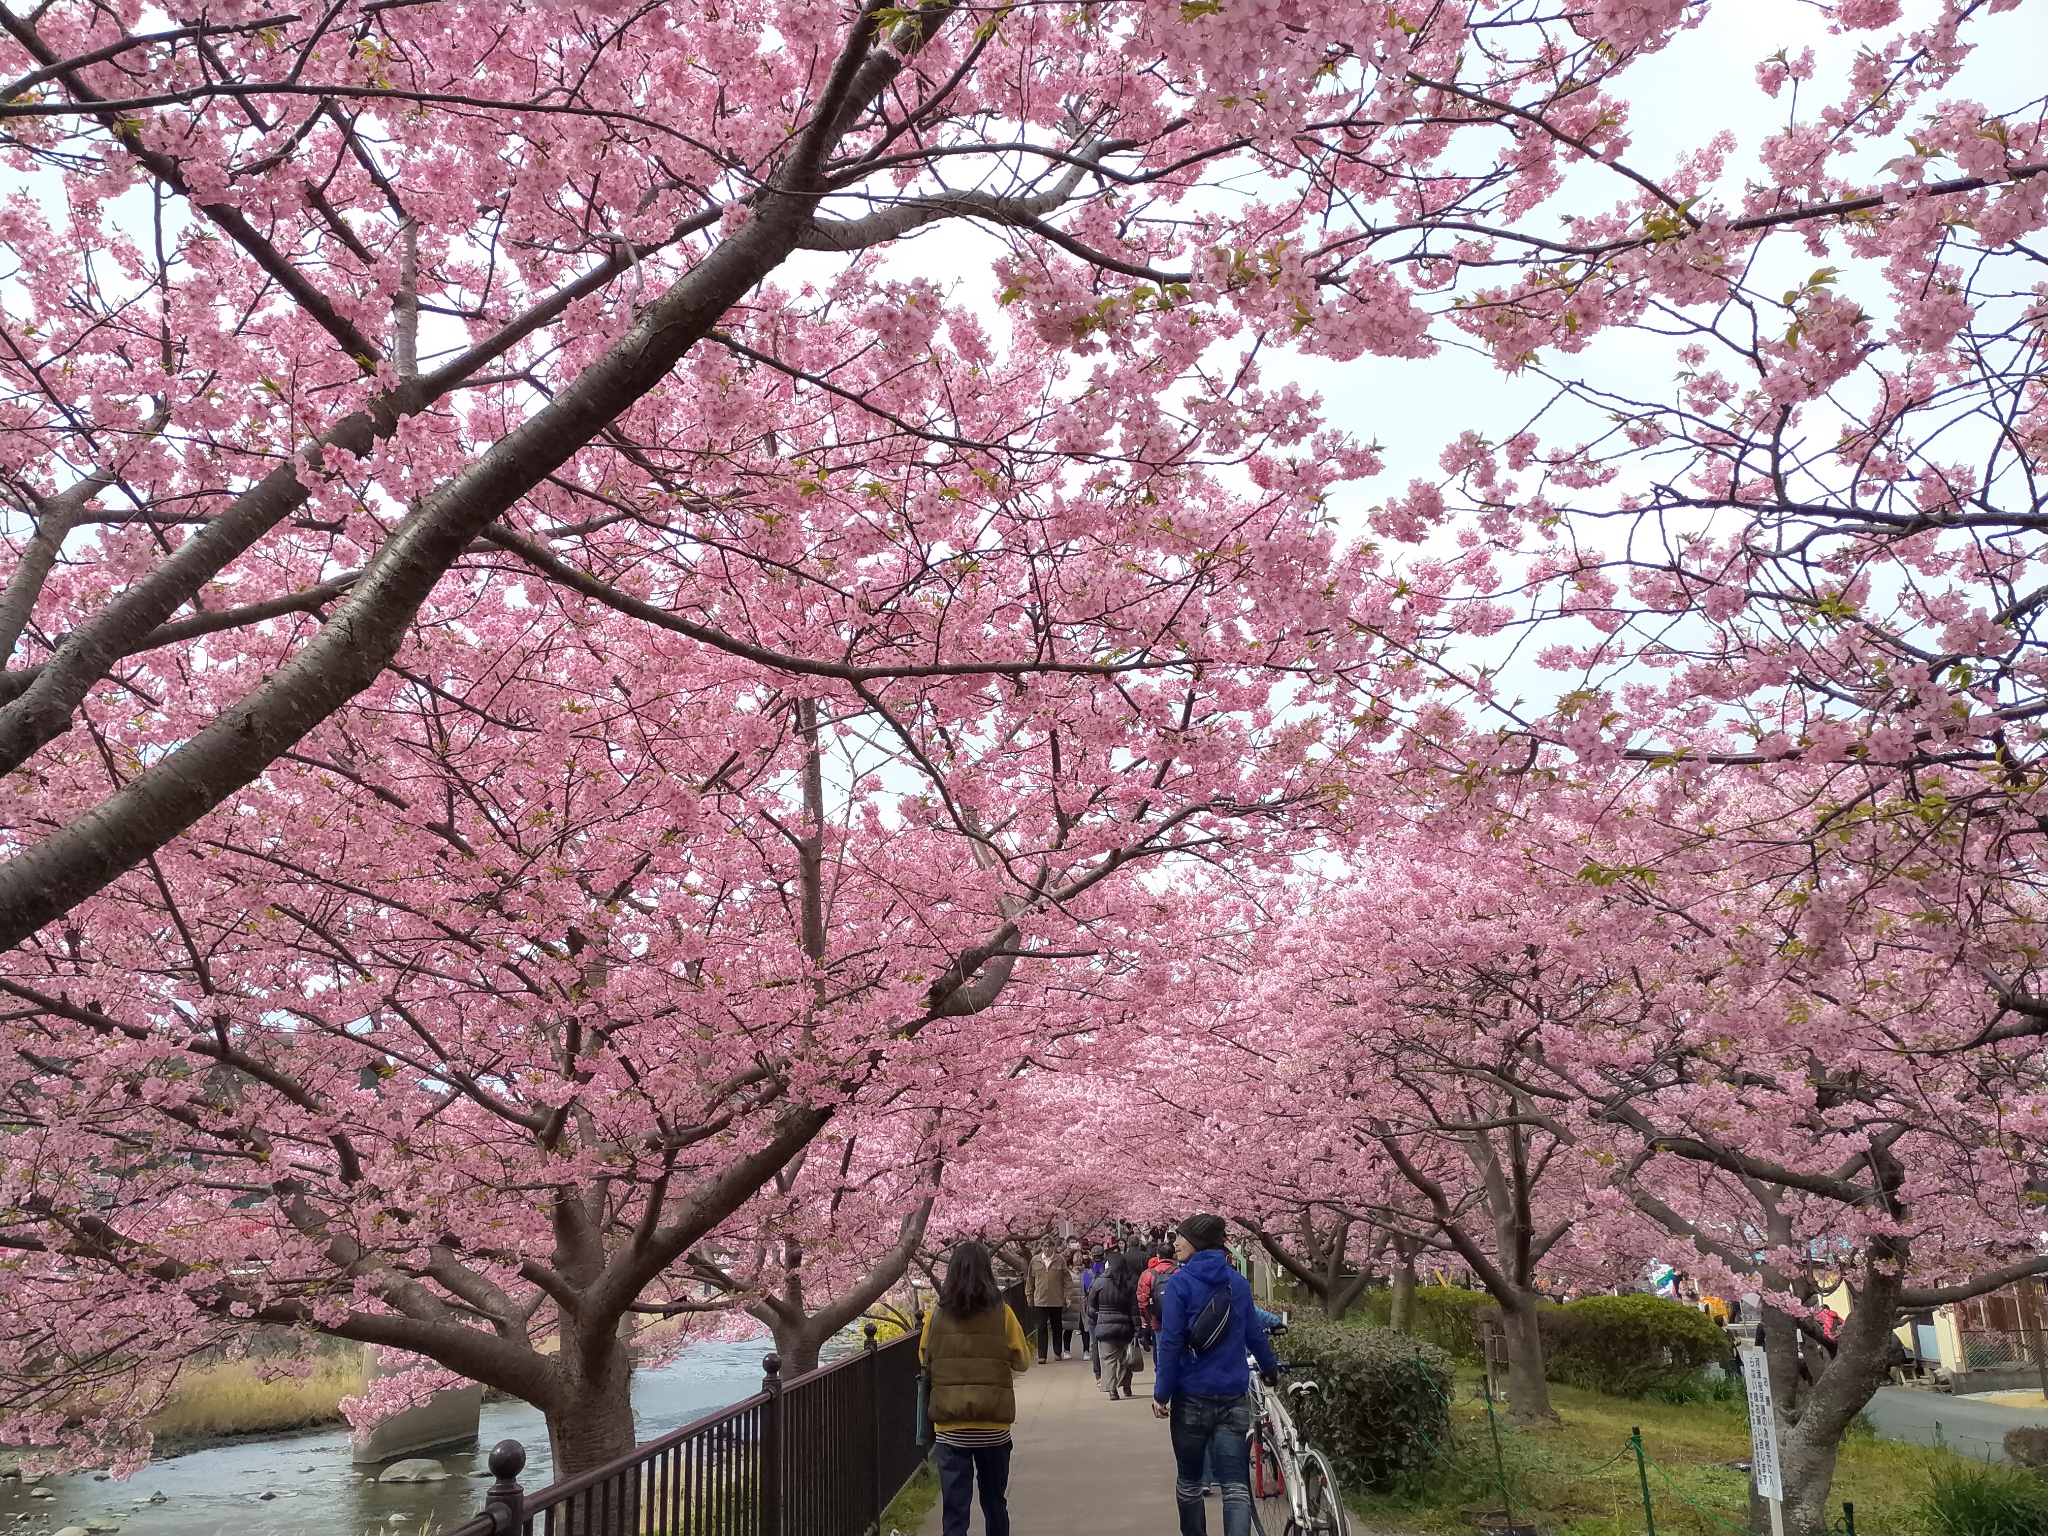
[1740,1345,1787,1536]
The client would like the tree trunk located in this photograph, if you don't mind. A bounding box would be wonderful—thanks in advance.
[1498,1290,1554,1424]
[770,1315,827,1376]
[546,1331,640,1481]
[1754,1275,1899,1536]
[1390,1255,1417,1333]
[1762,1305,1804,1415]
[1323,1268,1367,1321]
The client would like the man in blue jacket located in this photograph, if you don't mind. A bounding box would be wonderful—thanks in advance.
[1152,1213,1281,1536]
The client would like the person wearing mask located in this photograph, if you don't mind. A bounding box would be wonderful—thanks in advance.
[1062,1251,1087,1361]
[921,1241,1033,1536]
[1085,1250,1142,1399]
[1152,1214,1280,1536]
[1026,1234,1068,1362]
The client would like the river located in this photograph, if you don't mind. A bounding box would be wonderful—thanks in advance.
[0,1342,772,1536]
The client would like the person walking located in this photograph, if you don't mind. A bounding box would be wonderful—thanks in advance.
[1061,1251,1086,1360]
[1136,1241,1179,1360]
[1026,1234,1068,1362]
[921,1240,1033,1536]
[1151,1214,1280,1536]
[1080,1248,1106,1372]
[1085,1250,1142,1399]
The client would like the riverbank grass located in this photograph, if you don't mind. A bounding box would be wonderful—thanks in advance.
[881,1459,938,1536]
[144,1355,370,1444]
[1346,1366,1958,1536]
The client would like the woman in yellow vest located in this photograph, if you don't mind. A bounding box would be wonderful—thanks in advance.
[920,1240,1033,1536]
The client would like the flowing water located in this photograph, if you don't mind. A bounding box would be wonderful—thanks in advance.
[0,1342,772,1536]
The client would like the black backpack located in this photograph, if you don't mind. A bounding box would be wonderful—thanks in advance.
[1139,1263,1174,1328]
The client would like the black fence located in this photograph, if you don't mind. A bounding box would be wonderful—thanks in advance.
[448,1325,925,1536]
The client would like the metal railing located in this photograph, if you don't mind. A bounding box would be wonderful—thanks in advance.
[449,1324,924,1536]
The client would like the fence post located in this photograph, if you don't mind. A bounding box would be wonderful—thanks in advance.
[1840,1501,1855,1536]
[1631,1427,1657,1536]
[1480,1374,1511,1519]
[483,1440,527,1536]
[865,1322,882,1536]
[762,1354,784,1536]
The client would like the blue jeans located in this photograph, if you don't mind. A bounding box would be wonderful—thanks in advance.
[1169,1394,1252,1536]
[934,1441,1011,1536]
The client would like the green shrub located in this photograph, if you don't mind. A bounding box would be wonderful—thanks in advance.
[1281,1315,1455,1492]
[1920,1461,2048,1536]
[1540,1293,1728,1398]
[1358,1284,1505,1361]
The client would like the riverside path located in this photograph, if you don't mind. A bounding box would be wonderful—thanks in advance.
[915,1354,1178,1536]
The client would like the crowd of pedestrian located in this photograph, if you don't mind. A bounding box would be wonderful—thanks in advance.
[918,1217,1280,1536]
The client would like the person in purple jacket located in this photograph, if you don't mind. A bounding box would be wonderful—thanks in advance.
[1151,1213,1280,1536]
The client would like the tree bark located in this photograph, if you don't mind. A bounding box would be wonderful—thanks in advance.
[1755,1268,1899,1536]
[1498,1289,1554,1424]
[546,1324,640,1480]
[1390,1248,1418,1334]
[1324,1273,1367,1320]
[746,1197,934,1377]
[1246,1215,1366,1320]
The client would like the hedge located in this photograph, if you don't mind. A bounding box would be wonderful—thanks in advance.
[1356,1284,1503,1361]
[1541,1293,1729,1398]
[1280,1314,1455,1492]
[1357,1286,1727,1399]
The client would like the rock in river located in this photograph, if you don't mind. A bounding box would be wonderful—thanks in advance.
[378,1460,450,1484]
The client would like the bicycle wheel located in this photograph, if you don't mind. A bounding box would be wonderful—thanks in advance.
[1297,1448,1347,1536]
[1249,1423,1291,1536]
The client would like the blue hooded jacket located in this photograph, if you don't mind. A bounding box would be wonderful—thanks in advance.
[1153,1248,1280,1403]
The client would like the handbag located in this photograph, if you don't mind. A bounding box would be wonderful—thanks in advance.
[1125,1339,1146,1372]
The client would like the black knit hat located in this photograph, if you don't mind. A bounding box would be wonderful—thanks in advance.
[1178,1212,1227,1251]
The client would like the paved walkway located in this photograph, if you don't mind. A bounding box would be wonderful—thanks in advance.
[916,1352,1180,1536]
[1868,1384,2048,1463]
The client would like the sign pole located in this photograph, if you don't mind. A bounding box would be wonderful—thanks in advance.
[1740,1337,1786,1536]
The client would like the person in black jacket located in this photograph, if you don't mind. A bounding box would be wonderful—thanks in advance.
[1086,1251,1142,1400]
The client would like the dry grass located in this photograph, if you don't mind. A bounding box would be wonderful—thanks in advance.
[144,1353,370,1442]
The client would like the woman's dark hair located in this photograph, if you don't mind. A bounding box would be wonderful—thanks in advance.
[939,1240,1002,1317]
[1099,1251,1137,1304]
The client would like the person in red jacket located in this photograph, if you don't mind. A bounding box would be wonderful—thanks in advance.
[1136,1244,1179,1358]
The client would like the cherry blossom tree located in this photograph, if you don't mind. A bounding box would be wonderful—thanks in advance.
[1211,863,1616,1422]
[691,1127,939,1375]
[0,0,1749,948]
[0,517,1362,1478]
[1227,790,2048,1532]
[11,0,2043,1509]
[1365,0,2048,992]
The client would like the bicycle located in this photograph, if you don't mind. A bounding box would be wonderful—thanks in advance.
[1247,1321,1347,1536]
